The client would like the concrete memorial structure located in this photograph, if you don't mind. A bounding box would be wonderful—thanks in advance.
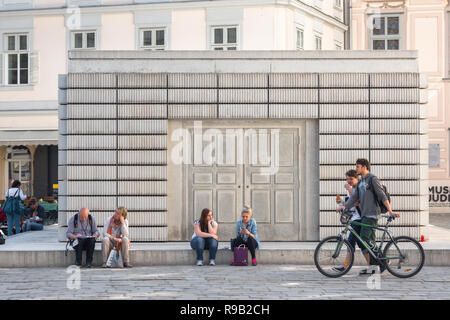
[58,50,428,242]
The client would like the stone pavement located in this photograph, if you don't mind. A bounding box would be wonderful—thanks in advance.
[430,213,450,230]
[2,265,450,300]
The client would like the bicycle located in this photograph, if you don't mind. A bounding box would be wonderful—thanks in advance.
[314,210,425,278]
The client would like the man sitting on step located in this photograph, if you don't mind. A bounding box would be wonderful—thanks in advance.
[66,207,99,268]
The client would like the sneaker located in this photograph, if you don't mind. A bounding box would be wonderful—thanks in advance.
[124,263,133,268]
[101,263,107,268]
[359,266,376,276]
[230,259,234,266]
[209,259,215,266]
[252,259,257,266]
[332,266,345,273]
[196,260,203,266]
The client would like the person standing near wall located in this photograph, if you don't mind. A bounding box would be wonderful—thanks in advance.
[3,180,27,235]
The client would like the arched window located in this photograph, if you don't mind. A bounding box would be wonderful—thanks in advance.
[6,146,32,195]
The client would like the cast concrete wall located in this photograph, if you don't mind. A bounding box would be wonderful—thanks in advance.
[58,50,428,241]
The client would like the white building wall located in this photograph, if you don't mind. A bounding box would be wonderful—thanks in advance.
[102,12,135,50]
[171,8,206,50]
[0,0,347,199]
[351,0,450,214]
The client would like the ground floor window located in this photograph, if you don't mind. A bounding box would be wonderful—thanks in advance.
[6,146,31,195]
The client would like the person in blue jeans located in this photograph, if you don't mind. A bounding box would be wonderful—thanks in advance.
[190,208,219,266]
[333,170,364,273]
[4,180,27,235]
[22,197,45,232]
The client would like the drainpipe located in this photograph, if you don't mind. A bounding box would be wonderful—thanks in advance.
[344,0,352,50]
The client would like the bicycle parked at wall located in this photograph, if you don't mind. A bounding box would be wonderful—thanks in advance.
[314,209,425,278]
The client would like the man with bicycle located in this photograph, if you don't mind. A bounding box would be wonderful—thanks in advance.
[337,158,399,275]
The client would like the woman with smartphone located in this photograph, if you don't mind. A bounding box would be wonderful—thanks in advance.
[232,205,260,266]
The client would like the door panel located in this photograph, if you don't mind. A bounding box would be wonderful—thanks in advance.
[250,189,272,223]
[193,189,213,218]
[217,190,237,223]
[244,128,299,240]
[275,190,294,223]
[188,128,243,240]
[187,125,299,241]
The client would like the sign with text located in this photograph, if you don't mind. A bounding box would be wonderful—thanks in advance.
[430,182,450,207]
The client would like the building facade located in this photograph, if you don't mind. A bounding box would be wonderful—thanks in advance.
[350,0,450,213]
[0,0,349,200]
[58,50,428,242]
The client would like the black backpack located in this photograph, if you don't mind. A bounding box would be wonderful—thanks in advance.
[367,175,391,214]
[73,213,92,230]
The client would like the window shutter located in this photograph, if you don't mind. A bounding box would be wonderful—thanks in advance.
[30,52,39,84]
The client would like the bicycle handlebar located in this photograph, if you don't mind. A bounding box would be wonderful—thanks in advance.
[338,210,397,221]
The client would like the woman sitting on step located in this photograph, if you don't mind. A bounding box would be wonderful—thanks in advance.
[232,205,261,266]
[190,208,219,266]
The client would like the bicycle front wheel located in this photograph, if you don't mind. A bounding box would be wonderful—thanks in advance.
[382,236,425,278]
[314,236,354,278]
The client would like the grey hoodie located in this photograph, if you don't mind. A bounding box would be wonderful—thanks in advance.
[344,173,388,220]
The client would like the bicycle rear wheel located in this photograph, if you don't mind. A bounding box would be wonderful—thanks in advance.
[382,236,425,278]
[314,236,354,278]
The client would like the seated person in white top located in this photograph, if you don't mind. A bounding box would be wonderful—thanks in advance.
[190,208,219,266]
[102,207,132,268]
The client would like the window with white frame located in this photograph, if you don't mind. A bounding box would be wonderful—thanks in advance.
[71,31,96,49]
[296,28,304,50]
[4,33,29,85]
[140,28,166,50]
[211,26,238,50]
[370,14,401,50]
[314,35,322,50]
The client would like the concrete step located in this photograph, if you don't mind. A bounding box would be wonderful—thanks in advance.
[1,225,450,268]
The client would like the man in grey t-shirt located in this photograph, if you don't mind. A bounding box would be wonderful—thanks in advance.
[338,158,399,275]
[66,207,99,268]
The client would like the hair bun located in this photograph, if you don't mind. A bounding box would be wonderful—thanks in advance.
[241,204,252,215]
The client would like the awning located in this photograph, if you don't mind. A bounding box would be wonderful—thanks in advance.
[0,130,58,146]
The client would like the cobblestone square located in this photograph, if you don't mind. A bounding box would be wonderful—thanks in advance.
[2,265,450,300]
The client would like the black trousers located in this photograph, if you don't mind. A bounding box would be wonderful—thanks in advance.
[74,237,95,265]
[234,236,258,259]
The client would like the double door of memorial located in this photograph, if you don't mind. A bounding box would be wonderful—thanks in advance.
[186,126,300,241]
